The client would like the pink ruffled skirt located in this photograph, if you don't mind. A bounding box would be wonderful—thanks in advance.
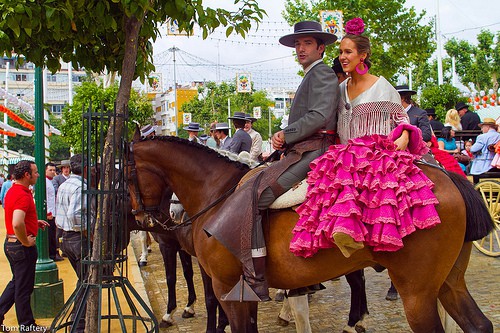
[290,134,441,258]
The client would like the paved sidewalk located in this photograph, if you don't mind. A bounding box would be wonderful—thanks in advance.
[0,207,151,331]
[130,232,500,333]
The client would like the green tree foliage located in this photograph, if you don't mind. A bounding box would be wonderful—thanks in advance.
[61,81,154,153]
[283,0,434,82]
[180,81,280,141]
[419,83,463,121]
[445,30,500,92]
[47,114,71,161]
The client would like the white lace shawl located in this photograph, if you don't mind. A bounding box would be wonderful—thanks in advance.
[337,76,409,144]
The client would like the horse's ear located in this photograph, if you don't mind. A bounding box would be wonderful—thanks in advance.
[133,124,141,142]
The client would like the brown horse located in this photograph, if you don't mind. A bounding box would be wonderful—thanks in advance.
[127,133,493,333]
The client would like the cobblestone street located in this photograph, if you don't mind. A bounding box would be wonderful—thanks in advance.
[131,233,499,332]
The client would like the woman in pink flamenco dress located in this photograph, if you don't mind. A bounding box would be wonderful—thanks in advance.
[290,18,441,258]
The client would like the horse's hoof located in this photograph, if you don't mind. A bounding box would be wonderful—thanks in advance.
[276,316,289,327]
[181,310,195,318]
[159,320,173,328]
[355,324,366,333]
[342,325,356,333]
[138,261,147,267]
[385,290,398,301]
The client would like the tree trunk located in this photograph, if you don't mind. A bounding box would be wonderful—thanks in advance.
[85,13,144,333]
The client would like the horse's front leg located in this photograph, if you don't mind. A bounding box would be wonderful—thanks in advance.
[179,249,196,318]
[199,264,228,333]
[158,243,178,327]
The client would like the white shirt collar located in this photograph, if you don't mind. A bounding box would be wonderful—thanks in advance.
[404,104,411,113]
[304,59,323,74]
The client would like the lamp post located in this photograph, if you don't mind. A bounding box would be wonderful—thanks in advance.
[33,66,64,317]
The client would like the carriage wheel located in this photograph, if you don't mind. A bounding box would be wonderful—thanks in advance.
[474,180,500,257]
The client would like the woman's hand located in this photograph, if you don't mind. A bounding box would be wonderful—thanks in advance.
[393,130,409,151]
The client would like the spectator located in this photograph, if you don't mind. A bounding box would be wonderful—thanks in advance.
[244,113,263,161]
[214,123,232,150]
[469,118,500,183]
[426,108,444,132]
[456,102,481,141]
[395,85,432,142]
[183,122,202,143]
[438,126,459,154]
[206,122,218,148]
[52,159,71,194]
[46,162,64,262]
[0,160,49,331]
[55,154,92,332]
[140,124,156,138]
[0,174,13,208]
[444,109,462,131]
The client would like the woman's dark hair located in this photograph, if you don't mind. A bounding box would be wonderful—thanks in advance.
[344,34,372,69]
[440,126,453,141]
[13,160,35,180]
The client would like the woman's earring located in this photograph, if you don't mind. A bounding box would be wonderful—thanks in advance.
[355,58,368,75]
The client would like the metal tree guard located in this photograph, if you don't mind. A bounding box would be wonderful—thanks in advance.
[51,104,158,332]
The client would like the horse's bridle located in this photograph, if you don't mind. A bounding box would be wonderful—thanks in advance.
[127,141,171,230]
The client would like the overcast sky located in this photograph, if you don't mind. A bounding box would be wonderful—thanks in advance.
[152,0,500,91]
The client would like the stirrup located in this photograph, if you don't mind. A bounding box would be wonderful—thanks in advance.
[221,275,263,302]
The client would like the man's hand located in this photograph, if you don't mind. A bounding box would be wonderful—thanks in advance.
[38,220,50,230]
[25,235,36,247]
[272,130,286,150]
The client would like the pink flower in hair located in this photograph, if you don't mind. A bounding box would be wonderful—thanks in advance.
[345,18,365,35]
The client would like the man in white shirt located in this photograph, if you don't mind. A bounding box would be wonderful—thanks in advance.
[214,122,232,150]
[46,162,64,261]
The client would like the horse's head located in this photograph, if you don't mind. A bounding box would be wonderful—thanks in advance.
[126,140,174,230]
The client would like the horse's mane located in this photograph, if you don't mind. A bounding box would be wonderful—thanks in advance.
[140,135,250,171]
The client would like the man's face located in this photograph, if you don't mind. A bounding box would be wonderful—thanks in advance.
[295,36,324,69]
[457,108,466,118]
[46,165,56,178]
[28,164,40,185]
[244,121,252,132]
[62,166,70,176]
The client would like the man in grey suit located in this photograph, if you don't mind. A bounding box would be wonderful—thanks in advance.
[227,112,252,154]
[395,85,432,142]
[214,122,232,150]
[223,21,340,302]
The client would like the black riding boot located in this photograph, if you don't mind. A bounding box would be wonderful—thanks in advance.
[247,256,271,302]
[221,213,271,302]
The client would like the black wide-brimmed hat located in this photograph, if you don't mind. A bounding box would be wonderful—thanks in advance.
[228,112,248,121]
[394,85,416,95]
[183,122,202,132]
[455,102,471,112]
[279,21,337,48]
[215,122,230,130]
[245,113,257,122]
[426,108,436,116]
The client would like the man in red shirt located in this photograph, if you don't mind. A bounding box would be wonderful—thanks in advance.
[0,160,49,331]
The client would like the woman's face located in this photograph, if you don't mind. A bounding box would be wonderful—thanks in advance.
[450,129,455,137]
[339,38,365,74]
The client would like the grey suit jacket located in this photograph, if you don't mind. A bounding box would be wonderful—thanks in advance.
[219,136,233,150]
[283,62,339,145]
[228,129,252,154]
[407,105,432,142]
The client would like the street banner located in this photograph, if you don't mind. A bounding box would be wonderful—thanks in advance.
[166,19,189,36]
[320,10,343,42]
[148,73,162,93]
[253,106,261,119]
[236,73,252,93]
[183,113,192,125]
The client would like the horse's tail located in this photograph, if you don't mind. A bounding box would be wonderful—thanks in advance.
[447,172,494,241]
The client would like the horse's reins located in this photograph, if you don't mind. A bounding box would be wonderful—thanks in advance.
[127,139,283,230]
